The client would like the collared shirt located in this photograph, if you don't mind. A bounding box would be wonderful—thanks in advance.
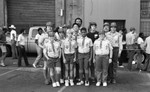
[126,32,136,45]
[77,36,93,53]
[144,36,150,54]
[38,32,48,47]
[106,31,122,47]
[137,37,144,45]
[62,37,77,54]
[18,34,25,46]
[10,30,17,41]
[43,37,61,58]
[94,38,113,55]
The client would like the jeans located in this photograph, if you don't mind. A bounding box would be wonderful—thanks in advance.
[33,45,43,65]
[11,40,18,58]
[108,47,119,80]
[95,55,109,82]
[18,45,29,66]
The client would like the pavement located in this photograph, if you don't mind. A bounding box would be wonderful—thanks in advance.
[0,57,150,92]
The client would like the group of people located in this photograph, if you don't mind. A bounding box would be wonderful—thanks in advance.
[31,18,122,87]
[0,17,150,88]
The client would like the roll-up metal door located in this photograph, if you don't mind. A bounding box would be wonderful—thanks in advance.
[7,0,55,33]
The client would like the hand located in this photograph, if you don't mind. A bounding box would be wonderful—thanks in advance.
[93,58,96,63]
[73,58,76,62]
[63,58,66,64]
[109,58,112,63]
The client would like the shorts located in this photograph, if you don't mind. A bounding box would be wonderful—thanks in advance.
[0,45,7,53]
[46,57,61,68]
[64,54,74,64]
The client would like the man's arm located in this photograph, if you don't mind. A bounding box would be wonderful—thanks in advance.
[39,36,44,49]
[118,34,123,57]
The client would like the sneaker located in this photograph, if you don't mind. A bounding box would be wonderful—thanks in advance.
[96,82,101,86]
[52,83,57,87]
[0,62,6,67]
[60,79,64,84]
[103,82,107,86]
[70,79,74,86]
[32,64,37,68]
[85,81,89,86]
[119,65,124,68]
[65,80,69,86]
[44,79,50,85]
[56,82,60,87]
[76,81,84,85]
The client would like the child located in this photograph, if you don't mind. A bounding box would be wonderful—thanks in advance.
[93,31,113,86]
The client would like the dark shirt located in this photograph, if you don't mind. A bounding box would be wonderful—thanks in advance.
[0,33,6,43]
[87,31,99,43]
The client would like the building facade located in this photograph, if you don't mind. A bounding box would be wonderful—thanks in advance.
[0,0,149,36]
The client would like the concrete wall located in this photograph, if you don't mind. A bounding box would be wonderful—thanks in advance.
[0,0,4,27]
[84,0,140,33]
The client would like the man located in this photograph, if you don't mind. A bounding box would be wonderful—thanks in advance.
[43,30,61,87]
[38,21,53,85]
[87,22,99,81]
[33,28,43,68]
[106,22,122,83]
[103,22,110,33]
[76,27,93,86]
[17,29,30,67]
[0,27,7,67]
[74,18,82,28]
[126,27,137,70]
[62,29,77,86]
[9,25,18,59]
[143,35,150,71]
[93,31,113,87]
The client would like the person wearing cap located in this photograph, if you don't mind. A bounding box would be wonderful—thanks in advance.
[0,27,7,67]
[93,31,113,87]
[9,25,18,59]
[126,27,138,70]
[38,21,53,85]
[76,27,93,86]
[43,30,61,87]
[106,22,122,84]
[61,29,77,86]
[103,22,110,32]
[87,22,99,81]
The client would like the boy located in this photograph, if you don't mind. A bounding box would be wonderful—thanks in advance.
[93,31,113,86]
[43,30,61,87]
[76,27,93,86]
[62,29,77,86]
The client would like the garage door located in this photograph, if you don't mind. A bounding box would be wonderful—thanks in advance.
[7,0,55,33]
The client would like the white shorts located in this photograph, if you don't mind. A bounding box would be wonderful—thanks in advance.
[0,45,7,53]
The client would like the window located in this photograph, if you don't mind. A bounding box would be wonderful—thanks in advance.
[141,0,150,19]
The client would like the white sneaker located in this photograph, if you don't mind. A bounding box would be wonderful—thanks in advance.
[96,82,101,86]
[70,79,74,86]
[0,62,5,67]
[119,65,124,68]
[65,80,69,86]
[52,83,57,87]
[56,82,60,87]
[32,64,37,68]
[103,82,107,87]
[85,81,89,86]
[60,79,64,84]
[76,81,84,85]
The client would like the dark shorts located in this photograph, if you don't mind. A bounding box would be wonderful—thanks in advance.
[78,53,90,70]
[46,57,61,68]
[64,54,74,64]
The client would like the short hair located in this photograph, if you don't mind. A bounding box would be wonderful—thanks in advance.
[74,18,82,24]
[80,27,87,32]
[37,28,43,32]
[72,23,80,28]
[89,22,97,27]
[130,27,135,31]
[20,29,25,34]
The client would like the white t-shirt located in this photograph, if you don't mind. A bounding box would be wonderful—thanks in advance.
[137,37,144,45]
[18,34,25,46]
[10,30,17,41]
